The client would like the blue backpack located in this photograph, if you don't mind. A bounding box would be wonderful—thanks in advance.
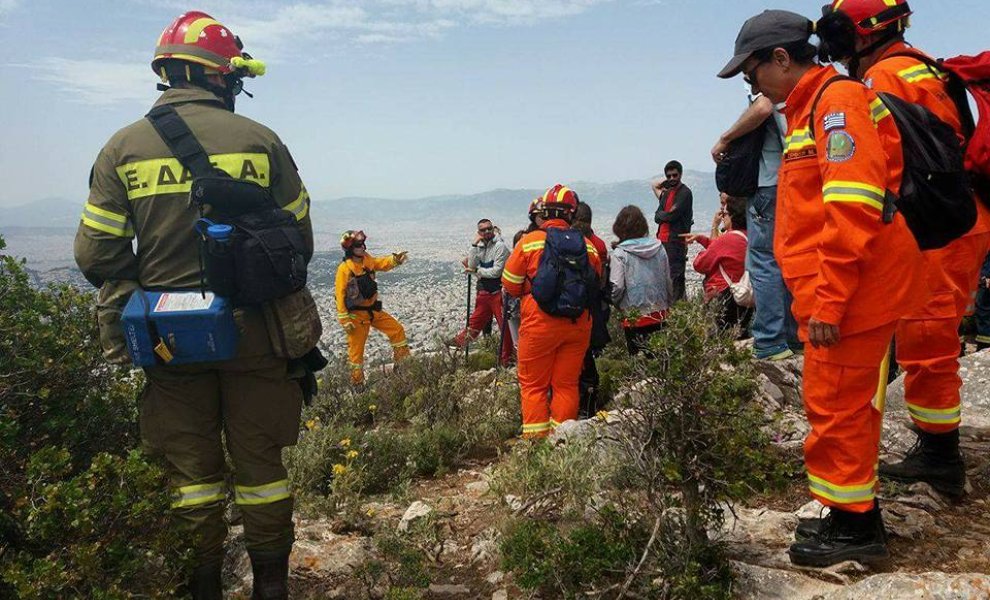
[531,228,599,320]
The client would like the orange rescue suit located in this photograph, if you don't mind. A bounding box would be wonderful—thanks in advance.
[866,42,990,434]
[778,65,928,512]
[502,219,602,438]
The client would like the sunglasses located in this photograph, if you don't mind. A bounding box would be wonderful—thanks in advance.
[665,172,680,179]
[478,227,494,233]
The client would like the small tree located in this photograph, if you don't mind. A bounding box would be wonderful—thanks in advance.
[0,236,191,598]
[609,298,784,596]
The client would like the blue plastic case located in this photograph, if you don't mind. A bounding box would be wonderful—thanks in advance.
[121,290,239,367]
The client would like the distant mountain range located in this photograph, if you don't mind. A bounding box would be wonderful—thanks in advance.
[0,171,718,234]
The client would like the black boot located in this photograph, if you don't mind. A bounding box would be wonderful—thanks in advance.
[249,550,290,600]
[789,503,889,567]
[189,562,223,600]
[879,429,966,498]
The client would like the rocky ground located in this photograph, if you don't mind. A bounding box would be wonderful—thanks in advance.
[218,348,990,599]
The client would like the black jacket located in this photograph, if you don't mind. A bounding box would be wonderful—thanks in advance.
[654,183,694,239]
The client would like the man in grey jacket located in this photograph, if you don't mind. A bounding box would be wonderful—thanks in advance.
[452,219,512,365]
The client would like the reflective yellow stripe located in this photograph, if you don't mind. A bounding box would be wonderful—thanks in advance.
[234,479,291,506]
[171,481,225,509]
[503,270,525,284]
[391,340,408,348]
[907,403,962,425]
[823,181,885,212]
[283,185,310,221]
[785,128,815,152]
[522,241,545,252]
[807,473,876,505]
[870,98,892,124]
[349,362,363,369]
[116,153,271,201]
[585,243,598,256]
[976,335,990,344]
[184,18,224,44]
[898,63,943,84]
[522,421,551,433]
[81,202,134,237]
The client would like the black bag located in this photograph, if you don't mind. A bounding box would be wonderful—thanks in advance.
[530,228,599,320]
[715,117,769,198]
[344,269,379,311]
[146,105,309,305]
[811,76,976,250]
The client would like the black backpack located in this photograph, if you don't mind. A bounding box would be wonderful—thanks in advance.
[811,76,976,250]
[715,116,772,198]
[530,228,599,320]
[146,104,308,305]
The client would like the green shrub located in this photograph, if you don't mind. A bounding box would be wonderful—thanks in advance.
[0,236,191,598]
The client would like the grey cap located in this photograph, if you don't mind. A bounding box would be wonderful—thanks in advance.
[717,10,813,79]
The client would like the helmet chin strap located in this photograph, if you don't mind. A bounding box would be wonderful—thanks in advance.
[158,61,243,112]
[848,29,901,78]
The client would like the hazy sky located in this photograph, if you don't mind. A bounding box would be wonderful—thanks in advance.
[0,0,986,208]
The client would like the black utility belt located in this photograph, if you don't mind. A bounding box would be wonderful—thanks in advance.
[477,278,503,293]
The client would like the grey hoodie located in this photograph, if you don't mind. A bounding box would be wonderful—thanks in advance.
[610,237,673,314]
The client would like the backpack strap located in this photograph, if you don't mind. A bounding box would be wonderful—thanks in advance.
[145,104,222,179]
[809,75,858,141]
[883,51,977,139]
[718,264,737,286]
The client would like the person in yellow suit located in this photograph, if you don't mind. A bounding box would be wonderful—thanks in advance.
[335,230,410,385]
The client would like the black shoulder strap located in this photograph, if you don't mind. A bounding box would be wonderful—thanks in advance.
[145,104,221,178]
[809,75,858,140]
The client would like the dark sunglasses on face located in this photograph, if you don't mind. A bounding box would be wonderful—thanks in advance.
[665,172,680,179]
[478,227,494,233]
[353,241,366,248]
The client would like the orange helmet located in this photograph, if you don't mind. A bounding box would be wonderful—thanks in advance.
[152,11,266,80]
[824,0,911,36]
[340,230,367,251]
[540,184,579,213]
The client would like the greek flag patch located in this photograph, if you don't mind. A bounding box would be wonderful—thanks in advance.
[823,112,847,132]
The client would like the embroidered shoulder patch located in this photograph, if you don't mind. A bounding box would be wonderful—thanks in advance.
[826,131,856,163]
[823,112,847,132]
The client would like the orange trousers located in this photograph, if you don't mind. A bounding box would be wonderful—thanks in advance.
[517,316,591,438]
[803,322,895,513]
[896,231,990,433]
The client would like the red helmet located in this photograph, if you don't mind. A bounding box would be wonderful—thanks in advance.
[540,184,579,213]
[826,0,912,36]
[340,230,367,251]
[152,11,265,78]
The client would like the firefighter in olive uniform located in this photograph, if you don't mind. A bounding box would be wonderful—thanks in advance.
[73,11,314,599]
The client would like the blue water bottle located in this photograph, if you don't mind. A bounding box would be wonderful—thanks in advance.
[196,219,238,299]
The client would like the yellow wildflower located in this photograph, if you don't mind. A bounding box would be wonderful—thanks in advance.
[346,450,359,460]
[332,464,347,476]
[596,410,610,422]
[340,438,351,448]
[368,404,378,413]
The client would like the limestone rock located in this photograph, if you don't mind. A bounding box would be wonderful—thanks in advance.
[821,572,990,599]
[429,583,472,596]
[398,500,433,532]
[731,561,841,600]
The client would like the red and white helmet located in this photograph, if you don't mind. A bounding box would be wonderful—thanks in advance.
[540,184,579,213]
[826,0,912,36]
[152,11,265,79]
[340,230,367,251]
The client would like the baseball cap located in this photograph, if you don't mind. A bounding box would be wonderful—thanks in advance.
[717,10,814,79]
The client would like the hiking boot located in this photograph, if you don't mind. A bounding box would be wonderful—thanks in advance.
[189,562,223,600]
[794,505,831,541]
[249,550,290,600]
[788,504,889,567]
[879,429,966,498]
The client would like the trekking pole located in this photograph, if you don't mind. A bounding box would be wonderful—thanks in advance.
[465,272,473,360]
[497,291,509,370]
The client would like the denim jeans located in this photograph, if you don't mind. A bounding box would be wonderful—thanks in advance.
[746,186,799,357]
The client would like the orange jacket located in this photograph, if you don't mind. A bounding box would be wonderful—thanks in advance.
[777,65,927,335]
[502,219,603,329]
[865,41,990,237]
